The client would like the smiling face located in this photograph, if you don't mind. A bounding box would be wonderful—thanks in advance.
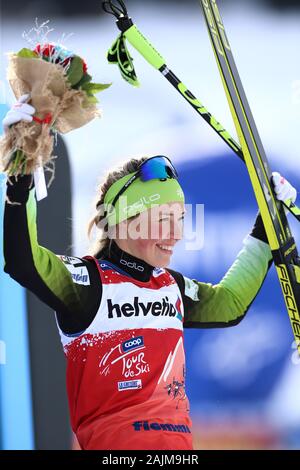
[115,202,185,267]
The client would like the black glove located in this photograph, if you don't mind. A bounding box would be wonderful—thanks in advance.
[250,212,268,244]
[6,175,34,204]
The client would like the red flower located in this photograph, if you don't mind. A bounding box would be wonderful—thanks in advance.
[34,43,88,75]
[82,59,88,74]
[34,43,56,58]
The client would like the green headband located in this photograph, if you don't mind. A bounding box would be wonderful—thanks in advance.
[104,172,185,226]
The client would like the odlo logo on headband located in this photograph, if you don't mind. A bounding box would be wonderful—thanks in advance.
[123,194,161,214]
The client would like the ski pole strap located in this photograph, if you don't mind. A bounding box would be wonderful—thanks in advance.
[107,34,140,86]
[283,199,300,221]
[103,0,166,71]
[271,237,298,265]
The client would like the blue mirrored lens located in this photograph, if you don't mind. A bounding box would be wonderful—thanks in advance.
[139,156,177,182]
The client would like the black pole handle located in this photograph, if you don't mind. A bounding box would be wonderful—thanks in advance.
[102,0,133,32]
[102,0,128,19]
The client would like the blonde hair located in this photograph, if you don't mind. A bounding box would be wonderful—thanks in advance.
[87,156,148,257]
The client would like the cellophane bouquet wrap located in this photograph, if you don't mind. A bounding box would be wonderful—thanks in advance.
[0,40,110,175]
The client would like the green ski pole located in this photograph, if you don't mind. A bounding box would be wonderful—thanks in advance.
[102,0,300,221]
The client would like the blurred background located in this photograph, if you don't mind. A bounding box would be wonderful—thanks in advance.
[0,0,300,450]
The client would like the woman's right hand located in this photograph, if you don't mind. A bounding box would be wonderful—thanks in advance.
[2,94,35,133]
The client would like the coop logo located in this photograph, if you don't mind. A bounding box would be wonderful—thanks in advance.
[118,379,142,391]
[121,336,144,353]
[107,296,177,318]
[132,421,191,433]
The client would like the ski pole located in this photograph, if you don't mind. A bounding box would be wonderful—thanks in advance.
[200,0,300,353]
[102,0,300,221]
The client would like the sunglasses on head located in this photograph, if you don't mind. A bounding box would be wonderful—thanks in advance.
[110,155,178,208]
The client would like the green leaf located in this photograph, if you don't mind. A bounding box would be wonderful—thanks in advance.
[67,56,84,86]
[86,95,99,105]
[74,73,92,90]
[81,82,112,94]
[17,48,39,59]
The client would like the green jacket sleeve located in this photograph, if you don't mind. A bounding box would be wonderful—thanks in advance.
[182,234,273,327]
[4,176,101,334]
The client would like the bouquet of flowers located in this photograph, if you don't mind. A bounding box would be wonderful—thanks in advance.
[0,29,110,178]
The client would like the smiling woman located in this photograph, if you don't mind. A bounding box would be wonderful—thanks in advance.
[87,155,185,266]
[117,200,185,264]
[2,101,298,450]
[91,170,185,267]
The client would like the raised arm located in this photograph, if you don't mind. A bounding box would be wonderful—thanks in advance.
[4,175,101,335]
[170,170,298,328]
[169,213,273,328]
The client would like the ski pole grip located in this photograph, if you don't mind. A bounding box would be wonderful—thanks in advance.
[124,24,166,70]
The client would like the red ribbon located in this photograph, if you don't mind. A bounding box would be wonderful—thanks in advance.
[32,113,52,125]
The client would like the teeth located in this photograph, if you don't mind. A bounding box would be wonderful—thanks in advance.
[158,244,173,252]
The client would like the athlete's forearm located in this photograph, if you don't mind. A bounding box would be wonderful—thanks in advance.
[183,217,272,327]
[4,175,35,278]
[4,177,86,315]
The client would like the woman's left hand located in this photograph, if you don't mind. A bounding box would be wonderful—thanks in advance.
[272,171,297,205]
